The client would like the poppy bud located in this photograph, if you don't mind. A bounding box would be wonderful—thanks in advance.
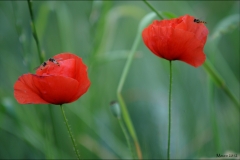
[110,101,121,119]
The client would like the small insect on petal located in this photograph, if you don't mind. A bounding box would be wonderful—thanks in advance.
[48,58,60,66]
[35,57,61,70]
[34,61,47,70]
[193,18,207,24]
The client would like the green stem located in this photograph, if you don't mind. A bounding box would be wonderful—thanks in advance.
[167,61,172,160]
[27,1,60,157]
[118,117,135,159]
[116,11,161,159]
[117,33,142,159]
[60,105,80,160]
[142,0,164,20]
[27,0,44,63]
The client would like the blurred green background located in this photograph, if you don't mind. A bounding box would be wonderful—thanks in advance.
[0,1,239,159]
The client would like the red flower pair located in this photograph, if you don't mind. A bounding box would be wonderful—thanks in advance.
[142,14,208,67]
[14,53,90,105]
[14,15,208,105]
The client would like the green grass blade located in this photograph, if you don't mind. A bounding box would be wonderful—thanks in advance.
[211,14,239,40]
[203,60,240,109]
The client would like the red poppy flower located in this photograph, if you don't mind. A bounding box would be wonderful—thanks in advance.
[142,14,208,67]
[14,53,90,105]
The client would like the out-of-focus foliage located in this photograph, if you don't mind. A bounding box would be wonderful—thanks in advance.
[0,1,239,159]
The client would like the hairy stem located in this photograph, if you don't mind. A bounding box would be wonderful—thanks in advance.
[60,105,80,159]
[27,0,44,63]
[167,61,172,160]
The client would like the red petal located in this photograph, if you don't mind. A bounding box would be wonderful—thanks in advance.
[53,52,91,102]
[168,28,206,67]
[36,59,76,79]
[68,55,90,102]
[14,74,81,105]
[176,15,208,44]
[36,52,81,77]
[53,52,81,61]
[32,75,79,105]
[142,25,162,58]
[14,74,49,104]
